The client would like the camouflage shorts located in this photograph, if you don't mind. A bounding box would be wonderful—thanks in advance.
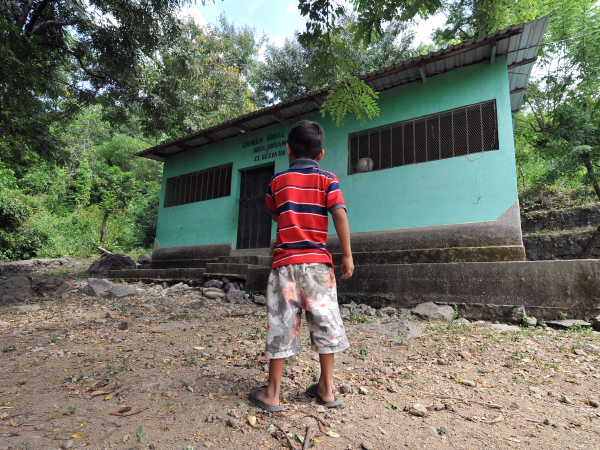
[265,263,349,359]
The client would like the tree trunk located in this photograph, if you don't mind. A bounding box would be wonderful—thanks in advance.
[100,212,109,244]
[579,152,600,258]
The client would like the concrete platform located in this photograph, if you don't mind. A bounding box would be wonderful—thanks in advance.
[335,259,600,321]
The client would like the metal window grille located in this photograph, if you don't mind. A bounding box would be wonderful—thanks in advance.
[164,163,232,208]
[348,100,499,175]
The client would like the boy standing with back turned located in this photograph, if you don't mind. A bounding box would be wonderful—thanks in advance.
[249,120,354,411]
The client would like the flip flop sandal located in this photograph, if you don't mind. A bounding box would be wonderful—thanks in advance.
[248,385,283,412]
[305,383,341,408]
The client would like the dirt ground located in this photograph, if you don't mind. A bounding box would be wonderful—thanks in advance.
[2,273,600,450]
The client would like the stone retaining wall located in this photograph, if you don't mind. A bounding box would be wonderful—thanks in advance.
[335,259,600,321]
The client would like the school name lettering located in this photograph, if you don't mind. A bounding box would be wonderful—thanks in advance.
[241,131,286,148]
[254,149,286,161]
[242,132,287,162]
[252,139,287,154]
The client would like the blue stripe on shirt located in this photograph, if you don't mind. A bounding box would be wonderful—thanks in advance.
[278,202,328,216]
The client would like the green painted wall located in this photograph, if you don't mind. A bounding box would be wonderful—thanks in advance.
[155,57,518,249]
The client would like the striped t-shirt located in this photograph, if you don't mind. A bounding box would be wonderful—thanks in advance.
[265,159,346,269]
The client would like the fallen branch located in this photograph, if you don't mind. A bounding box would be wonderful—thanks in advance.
[303,426,312,450]
[97,246,113,256]
[283,431,299,450]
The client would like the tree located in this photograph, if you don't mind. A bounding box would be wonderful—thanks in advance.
[135,16,260,141]
[511,0,600,256]
[431,0,547,45]
[0,0,196,161]
[92,166,138,244]
[293,0,442,125]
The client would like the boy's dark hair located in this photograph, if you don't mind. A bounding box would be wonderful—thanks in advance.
[287,120,325,159]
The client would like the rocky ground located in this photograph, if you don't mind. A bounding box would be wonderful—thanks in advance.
[1,266,600,450]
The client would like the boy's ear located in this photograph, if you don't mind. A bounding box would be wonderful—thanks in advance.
[315,149,325,162]
[286,144,294,158]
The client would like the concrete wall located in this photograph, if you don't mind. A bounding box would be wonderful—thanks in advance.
[334,260,600,321]
[155,57,520,251]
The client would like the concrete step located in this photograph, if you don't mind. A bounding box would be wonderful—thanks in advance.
[218,255,272,267]
[205,262,249,275]
[108,268,206,281]
[151,258,217,269]
[230,248,272,257]
[203,273,246,281]
[331,245,526,266]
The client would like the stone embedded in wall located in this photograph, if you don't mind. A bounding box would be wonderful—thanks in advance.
[521,204,600,234]
[522,232,600,260]
[411,302,454,322]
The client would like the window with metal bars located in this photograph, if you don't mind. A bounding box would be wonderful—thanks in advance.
[348,100,499,175]
[163,163,233,207]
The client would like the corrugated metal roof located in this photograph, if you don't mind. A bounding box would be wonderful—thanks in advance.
[138,16,549,161]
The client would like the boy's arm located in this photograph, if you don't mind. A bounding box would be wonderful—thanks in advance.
[270,213,279,223]
[331,208,354,279]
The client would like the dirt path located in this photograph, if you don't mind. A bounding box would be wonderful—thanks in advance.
[1,277,600,450]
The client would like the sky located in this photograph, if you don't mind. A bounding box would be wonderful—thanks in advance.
[183,0,447,47]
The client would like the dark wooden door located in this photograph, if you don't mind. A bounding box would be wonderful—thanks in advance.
[237,165,275,249]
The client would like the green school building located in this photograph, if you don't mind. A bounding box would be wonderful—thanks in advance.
[138,18,549,266]
[111,16,600,321]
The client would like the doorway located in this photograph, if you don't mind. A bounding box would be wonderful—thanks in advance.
[236,164,275,249]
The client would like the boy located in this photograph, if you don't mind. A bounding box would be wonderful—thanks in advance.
[249,120,354,411]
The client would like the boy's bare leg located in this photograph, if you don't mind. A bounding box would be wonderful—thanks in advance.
[317,353,335,403]
[256,358,285,407]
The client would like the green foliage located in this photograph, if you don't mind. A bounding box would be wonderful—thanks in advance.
[136,17,260,141]
[321,76,380,126]
[0,0,190,161]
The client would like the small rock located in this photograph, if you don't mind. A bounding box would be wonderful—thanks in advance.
[93,318,107,324]
[560,395,573,404]
[423,425,438,437]
[205,280,224,289]
[339,384,352,394]
[408,404,427,417]
[437,359,448,365]
[105,285,137,299]
[425,403,444,411]
[242,340,253,346]
[82,279,113,296]
[203,443,213,448]
[315,405,326,413]
[227,418,240,428]
[524,316,537,327]
[452,318,471,326]
[204,291,225,300]
[458,351,471,359]
[247,416,256,426]
[61,440,74,449]
[588,399,599,408]
[460,380,476,387]
[552,422,568,430]
[379,366,393,375]
[340,307,350,318]
[226,290,245,304]
[358,386,369,395]
[573,348,586,356]
[543,418,551,425]
[411,302,454,322]
[490,324,520,332]
[185,300,206,310]
[361,441,374,450]
[507,306,527,324]
[31,347,44,353]
[252,295,266,306]
[138,253,152,264]
[117,321,132,330]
